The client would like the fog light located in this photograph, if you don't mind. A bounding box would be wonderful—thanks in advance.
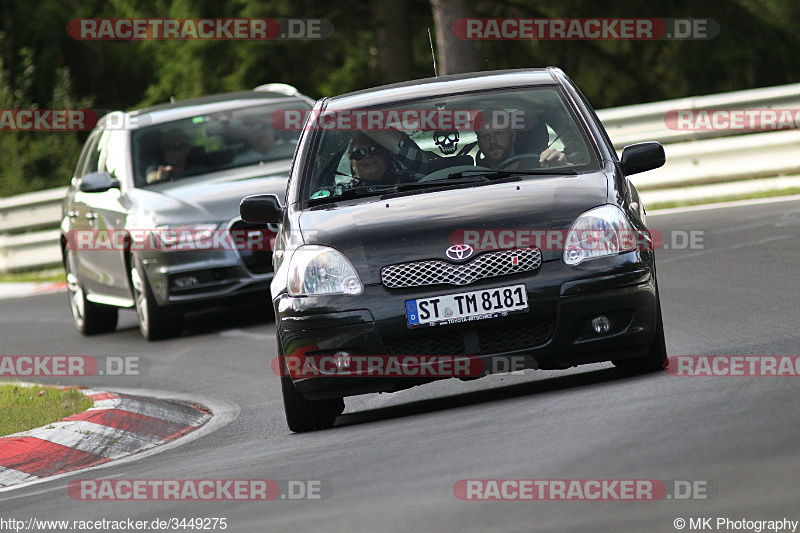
[173,275,199,289]
[335,351,351,370]
[591,316,612,334]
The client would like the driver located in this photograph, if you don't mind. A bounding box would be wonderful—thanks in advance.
[475,108,565,169]
[145,129,207,183]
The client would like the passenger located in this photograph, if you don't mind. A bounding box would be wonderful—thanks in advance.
[347,130,430,186]
[233,122,278,164]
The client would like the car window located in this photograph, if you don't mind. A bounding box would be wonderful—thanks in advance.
[100,130,129,184]
[131,101,309,187]
[304,86,599,201]
[74,131,100,179]
[80,130,104,177]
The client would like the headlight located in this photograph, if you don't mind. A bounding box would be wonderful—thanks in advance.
[154,223,220,250]
[563,205,636,266]
[287,245,363,296]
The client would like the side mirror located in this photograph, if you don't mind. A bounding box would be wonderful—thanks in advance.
[79,171,120,193]
[240,194,283,223]
[619,142,665,176]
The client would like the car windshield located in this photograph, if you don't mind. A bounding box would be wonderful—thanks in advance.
[131,101,308,187]
[303,86,599,202]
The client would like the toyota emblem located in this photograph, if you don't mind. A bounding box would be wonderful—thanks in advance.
[446,244,474,261]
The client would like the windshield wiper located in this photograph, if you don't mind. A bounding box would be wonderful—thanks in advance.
[393,175,489,191]
[447,168,579,179]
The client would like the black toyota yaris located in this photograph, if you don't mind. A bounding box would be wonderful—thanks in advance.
[241,68,667,432]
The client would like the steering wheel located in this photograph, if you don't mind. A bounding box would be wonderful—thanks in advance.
[496,153,542,170]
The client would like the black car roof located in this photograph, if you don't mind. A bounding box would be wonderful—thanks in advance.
[324,68,562,110]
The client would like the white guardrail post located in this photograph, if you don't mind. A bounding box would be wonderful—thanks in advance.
[2,83,800,272]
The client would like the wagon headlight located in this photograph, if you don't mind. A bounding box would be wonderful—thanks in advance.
[563,205,636,266]
[287,245,363,296]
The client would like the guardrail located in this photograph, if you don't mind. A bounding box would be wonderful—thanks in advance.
[2,82,800,272]
[0,187,67,273]
[596,82,800,148]
[633,128,800,191]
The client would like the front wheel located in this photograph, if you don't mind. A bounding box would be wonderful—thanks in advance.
[65,250,118,335]
[279,354,344,432]
[130,257,181,341]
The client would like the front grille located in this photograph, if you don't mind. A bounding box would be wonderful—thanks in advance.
[229,219,276,275]
[384,318,554,356]
[476,319,553,353]
[381,248,542,289]
[385,330,465,356]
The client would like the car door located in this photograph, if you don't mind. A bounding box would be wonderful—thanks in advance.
[77,128,132,301]
[66,130,101,288]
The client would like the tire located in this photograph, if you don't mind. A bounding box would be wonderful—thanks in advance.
[613,283,667,375]
[279,353,344,432]
[130,257,181,341]
[65,250,118,335]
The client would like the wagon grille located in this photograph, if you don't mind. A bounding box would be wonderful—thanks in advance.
[381,248,542,289]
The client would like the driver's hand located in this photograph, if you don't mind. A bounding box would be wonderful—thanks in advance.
[157,165,174,181]
[539,149,566,166]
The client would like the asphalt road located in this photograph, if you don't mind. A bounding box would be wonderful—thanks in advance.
[1,198,799,533]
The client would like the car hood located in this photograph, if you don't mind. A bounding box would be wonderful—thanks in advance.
[298,172,610,284]
[125,162,290,226]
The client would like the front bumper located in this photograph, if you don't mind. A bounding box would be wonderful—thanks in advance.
[139,250,272,307]
[275,251,658,400]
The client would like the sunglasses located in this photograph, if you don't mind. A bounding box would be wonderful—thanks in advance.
[349,144,386,161]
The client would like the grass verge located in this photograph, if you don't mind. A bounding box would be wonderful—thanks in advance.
[0,268,65,283]
[0,383,93,436]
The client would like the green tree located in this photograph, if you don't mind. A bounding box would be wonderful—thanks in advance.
[0,46,91,196]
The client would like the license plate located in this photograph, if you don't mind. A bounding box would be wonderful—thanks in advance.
[406,284,528,328]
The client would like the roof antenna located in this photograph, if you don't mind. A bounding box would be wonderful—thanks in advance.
[427,28,438,78]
